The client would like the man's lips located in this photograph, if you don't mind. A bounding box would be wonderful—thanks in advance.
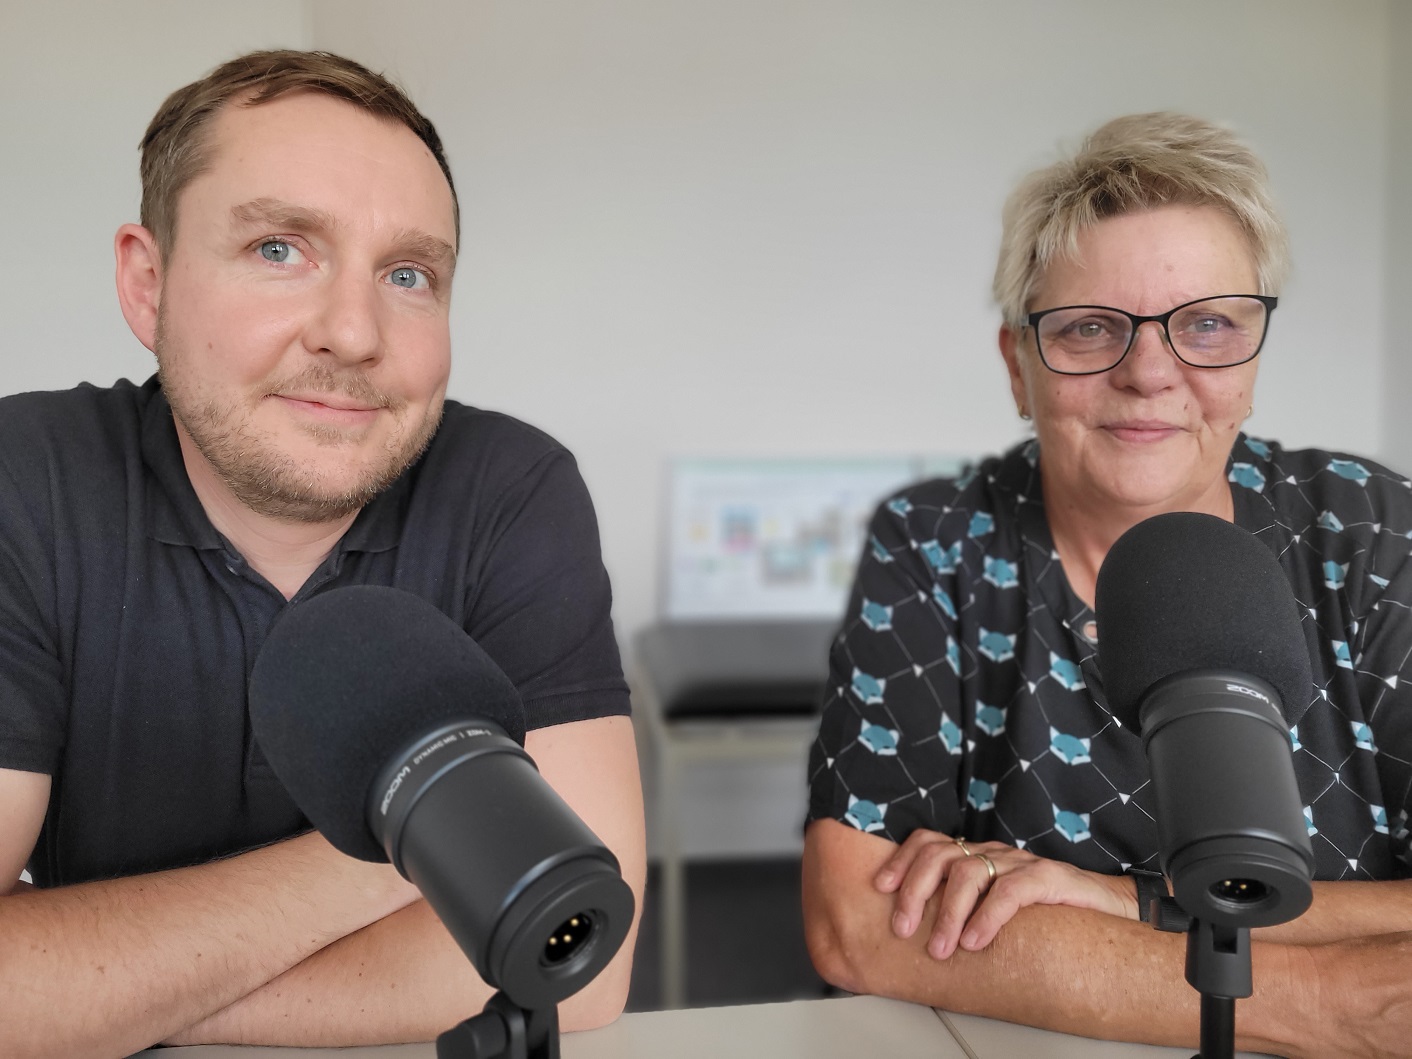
[272,392,386,424]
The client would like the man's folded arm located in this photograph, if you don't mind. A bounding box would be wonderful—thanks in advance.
[166,714,647,1047]
[802,817,1412,1059]
[0,763,420,1059]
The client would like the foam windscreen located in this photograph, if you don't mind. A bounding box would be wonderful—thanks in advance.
[248,585,527,861]
[1095,512,1312,731]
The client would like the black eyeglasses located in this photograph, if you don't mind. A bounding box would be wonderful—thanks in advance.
[1024,295,1278,376]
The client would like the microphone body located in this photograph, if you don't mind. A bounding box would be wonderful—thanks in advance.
[1096,512,1315,928]
[1137,669,1312,926]
[248,585,634,1010]
[369,719,632,1006]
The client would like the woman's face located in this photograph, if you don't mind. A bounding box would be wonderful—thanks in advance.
[1000,205,1262,519]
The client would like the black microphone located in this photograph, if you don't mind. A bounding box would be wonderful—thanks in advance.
[1095,512,1314,928]
[248,585,633,1010]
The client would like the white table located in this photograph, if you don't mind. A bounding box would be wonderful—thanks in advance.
[940,1010,1276,1058]
[129,994,1280,1058]
[131,995,963,1058]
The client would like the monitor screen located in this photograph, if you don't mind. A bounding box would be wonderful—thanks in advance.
[663,456,962,620]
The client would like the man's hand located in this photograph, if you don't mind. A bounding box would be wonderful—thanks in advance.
[873,828,1138,958]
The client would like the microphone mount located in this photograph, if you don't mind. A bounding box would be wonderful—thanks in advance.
[1185,919,1249,1059]
[437,991,559,1059]
[1148,896,1248,1059]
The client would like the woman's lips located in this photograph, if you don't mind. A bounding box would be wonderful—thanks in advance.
[1103,420,1182,443]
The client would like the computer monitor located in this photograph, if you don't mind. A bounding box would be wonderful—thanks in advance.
[661,456,961,621]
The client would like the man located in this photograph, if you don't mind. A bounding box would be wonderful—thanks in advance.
[0,50,644,1057]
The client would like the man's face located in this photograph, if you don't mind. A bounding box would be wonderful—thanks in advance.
[154,91,457,523]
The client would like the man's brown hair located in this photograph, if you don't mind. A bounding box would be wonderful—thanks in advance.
[139,49,459,260]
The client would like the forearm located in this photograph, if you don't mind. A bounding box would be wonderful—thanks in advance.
[170,894,638,1046]
[840,901,1322,1050]
[804,823,1339,1058]
[165,898,488,1047]
[0,832,415,1059]
[173,715,646,1048]
[1253,879,1412,944]
[810,876,1189,1036]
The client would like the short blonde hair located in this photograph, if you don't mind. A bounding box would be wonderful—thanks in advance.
[140,49,458,261]
[992,112,1288,328]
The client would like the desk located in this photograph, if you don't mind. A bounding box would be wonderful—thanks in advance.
[130,995,963,1058]
[939,1010,1275,1058]
[129,996,1279,1058]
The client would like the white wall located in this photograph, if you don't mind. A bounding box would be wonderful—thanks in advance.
[4,0,1392,647]
[0,2,309,396]
[1384,1,1412,471]
[0,1,1398,854]
[306,0,1392,651]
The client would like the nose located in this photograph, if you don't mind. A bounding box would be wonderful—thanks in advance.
[1112,319,1181,392]
[304,269,383,365]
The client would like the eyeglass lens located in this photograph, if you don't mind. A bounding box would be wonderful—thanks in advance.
[1035,296,1269,373]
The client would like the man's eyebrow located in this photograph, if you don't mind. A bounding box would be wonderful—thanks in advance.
[230,198,338,235]
[388,228,458,273]
[229,198,457,272]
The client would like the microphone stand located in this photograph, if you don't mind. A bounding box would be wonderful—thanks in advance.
[1154,899,1249,1059]
[1185,918,1250,1059]
[437,991,560,1059]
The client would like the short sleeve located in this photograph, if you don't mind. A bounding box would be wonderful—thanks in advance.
[0,447,65,774]
[1232,437,1412,878]
[1346,504,1412,873]
[807,493,967,843]
[461,448,629,730]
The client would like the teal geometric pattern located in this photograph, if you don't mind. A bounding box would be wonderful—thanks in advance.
[807,435,1412,879]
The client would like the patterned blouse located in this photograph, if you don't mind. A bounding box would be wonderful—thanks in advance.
[807,435,1412,879]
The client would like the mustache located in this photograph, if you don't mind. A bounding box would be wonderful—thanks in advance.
[267,367,403,410]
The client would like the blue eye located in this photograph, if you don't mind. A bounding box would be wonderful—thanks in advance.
[259,240,295,263]
[389,267,428,290]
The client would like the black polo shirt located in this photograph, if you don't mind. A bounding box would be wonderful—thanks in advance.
[0,377,629,887]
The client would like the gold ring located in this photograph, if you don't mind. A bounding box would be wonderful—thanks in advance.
[977,852,997,884]
[954,837,972,857]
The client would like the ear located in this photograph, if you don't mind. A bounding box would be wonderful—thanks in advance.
[115,223,163,353]
[998,324,1029,417]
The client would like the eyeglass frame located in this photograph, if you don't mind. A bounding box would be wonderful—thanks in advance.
[1022,294,1279,376]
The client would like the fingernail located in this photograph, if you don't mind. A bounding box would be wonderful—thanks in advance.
[929,937,951,960]
[876,870,895,886]
[960,929,978,950]
[892,911,911,937]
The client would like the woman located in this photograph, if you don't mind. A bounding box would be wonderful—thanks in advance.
[803,113,1412,1057]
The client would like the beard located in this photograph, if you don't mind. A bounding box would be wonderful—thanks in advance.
[154,311,443,524]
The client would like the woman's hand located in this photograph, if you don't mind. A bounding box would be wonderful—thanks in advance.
[874,829,1139,959]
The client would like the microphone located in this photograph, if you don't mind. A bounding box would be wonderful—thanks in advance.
[248,585,633,1010]
[1095,512,1314,928]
